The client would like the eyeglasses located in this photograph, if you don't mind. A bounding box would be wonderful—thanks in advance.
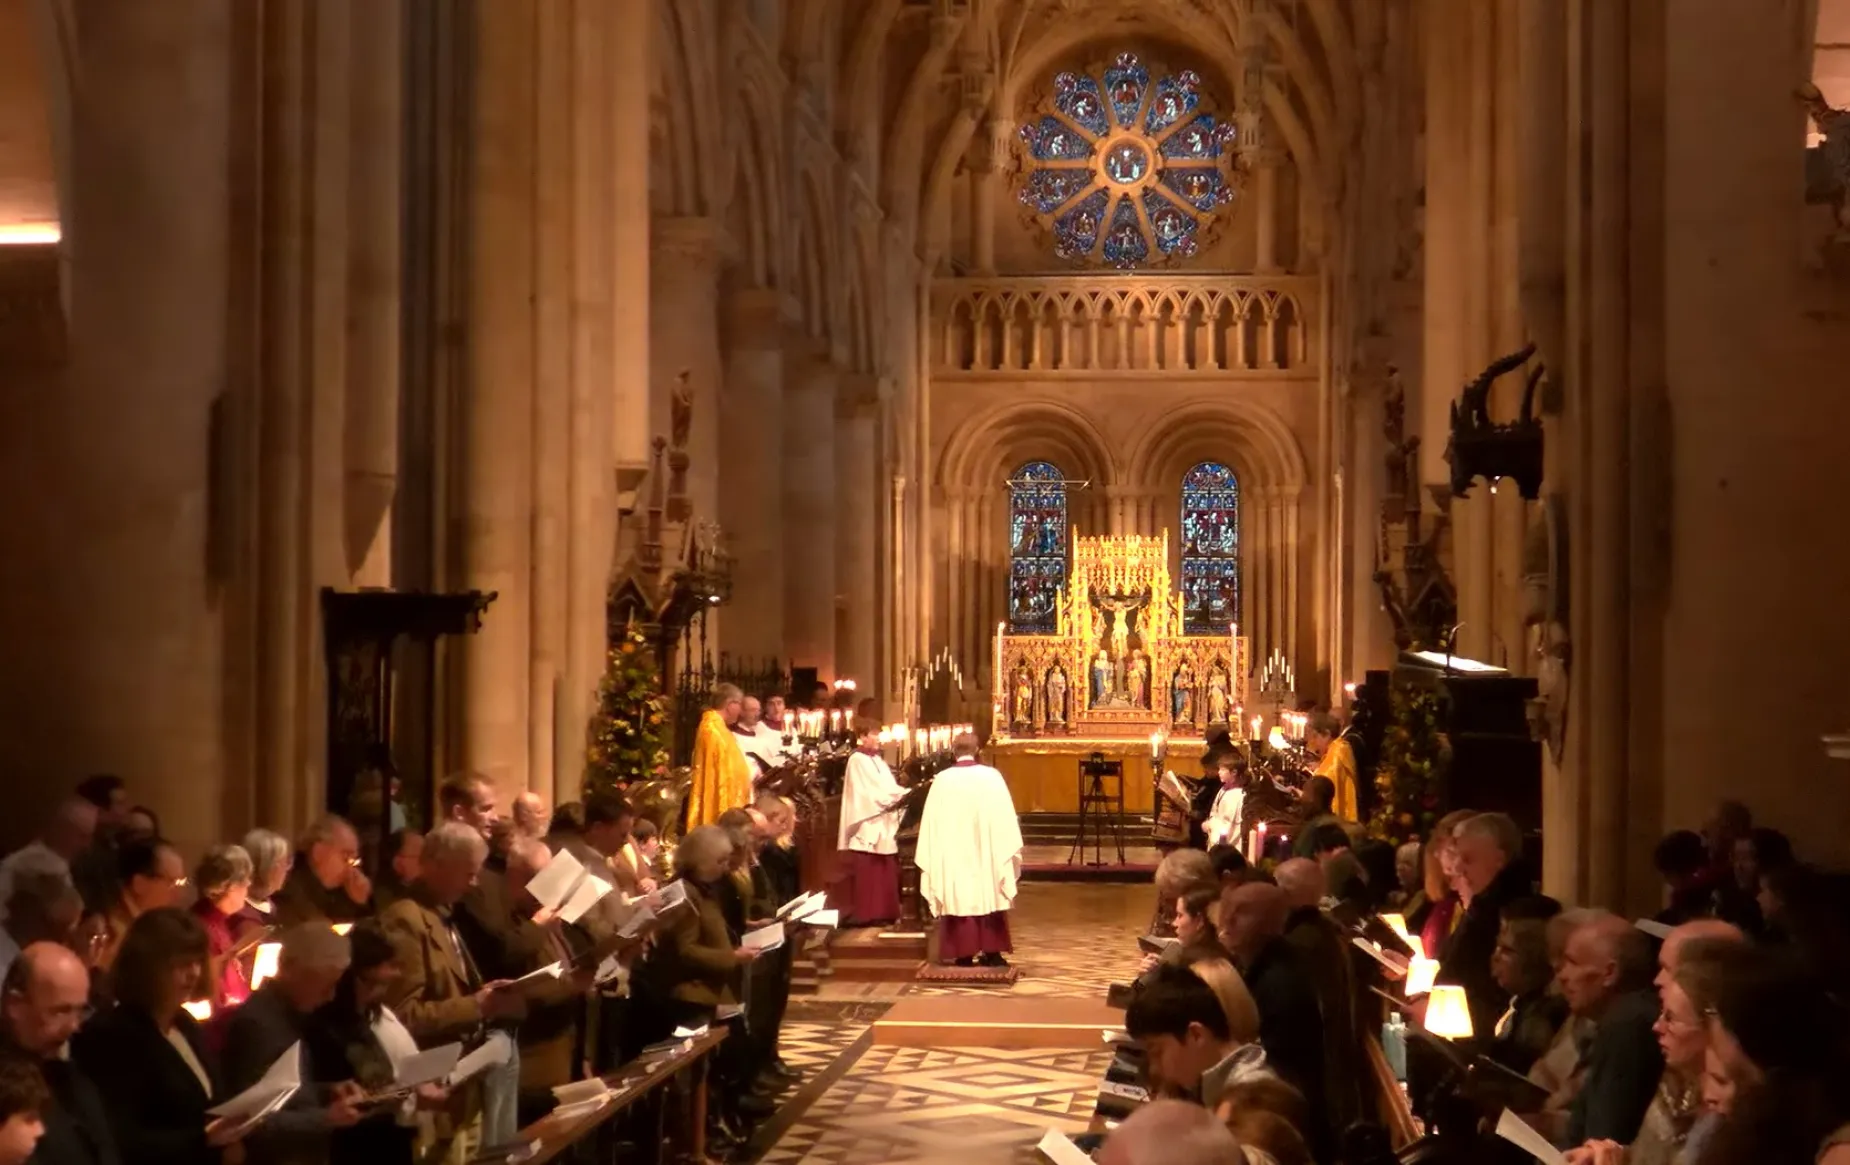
[1657,1008,1701,1032]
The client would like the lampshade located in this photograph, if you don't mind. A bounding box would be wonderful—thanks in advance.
[1381,913,1427,961]
[1424,984,1475,1040]
[1404,955,1440,997]
[251,941,282,990]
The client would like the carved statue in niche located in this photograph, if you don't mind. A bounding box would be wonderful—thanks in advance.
[1523,495,1571,763]
[1091,648,1114,707]
[1012,662,1037,727]
[1172,658,1197,725]
[1206,665,1231,724]
[1127,650,1150,709]
[1800,83,1850,241]
[670,370,694,449]
[1045,664,1068,726]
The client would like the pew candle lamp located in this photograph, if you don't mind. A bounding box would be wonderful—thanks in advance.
[1423,985,1474,1040]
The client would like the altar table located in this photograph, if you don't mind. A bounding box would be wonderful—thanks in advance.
[986,737,1208,815]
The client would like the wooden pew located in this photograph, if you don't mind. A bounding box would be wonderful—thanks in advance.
[513,1026,728,1165]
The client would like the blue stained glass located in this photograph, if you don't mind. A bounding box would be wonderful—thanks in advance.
[1160,167,1233,211]
[1145,72,1201,135]
[1102,52,1150,128]
[1053,72,1110,136]
[1019,169,1094,213]
[1053,189,1108,259]
[1141,189,1199,256]
[1009,461,1069,635]
[1019,115,1094,161]
[1160,115,1235,161]
[1101,196,1148,267]
[1180,461,1240,636]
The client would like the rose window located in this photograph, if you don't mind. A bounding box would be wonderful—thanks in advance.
[1016,52,1239,268]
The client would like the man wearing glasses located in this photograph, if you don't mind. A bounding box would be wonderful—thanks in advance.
[273,815,374,927]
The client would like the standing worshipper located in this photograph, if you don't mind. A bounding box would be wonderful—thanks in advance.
[916,733,1022,967]
[836,726,905,927]
[1306,712,1359,822]
[686,685,753,829]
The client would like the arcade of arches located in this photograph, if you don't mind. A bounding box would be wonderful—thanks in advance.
[3,0,1850,916]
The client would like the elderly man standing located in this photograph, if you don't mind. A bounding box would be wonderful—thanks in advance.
[1217,880,1329,1157]
[1436,812,1535,1040]
[274,816,373,927]
[687,684,753,828]
[509,793,548,843]
[1557,911,1664,1148]
[916,733,1023,968]
[222,925,364,1165]
[0,943,115,1165]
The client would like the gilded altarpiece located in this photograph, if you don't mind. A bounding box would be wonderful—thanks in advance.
[993,532,1250,743]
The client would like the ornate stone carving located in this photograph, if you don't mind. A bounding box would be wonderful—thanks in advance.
[1523,494,1570,763]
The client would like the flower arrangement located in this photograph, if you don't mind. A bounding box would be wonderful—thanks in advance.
[1368,683,1447,848]
[584,627,669,793]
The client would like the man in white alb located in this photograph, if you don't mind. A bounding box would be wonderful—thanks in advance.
[837,726,906,926]
[916,733,1024,967]
[737,695,796,780]
[1202,755,1246,848]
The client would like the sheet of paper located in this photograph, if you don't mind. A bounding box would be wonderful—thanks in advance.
[1036,1129,1094,1165]
[715,1003,744,1022]
[672,1024,709,1039]
[250,942,282,990]
[652,881,688,912]
[774,891,821,920]
[208,1042,302,1119]
[513,961,563,986]
[393,1042,462,1089]
[593,956,626,986]
[741,922,785,952]
[617,904,656,939]
[525,849,586,914]
[1633,918,1673,940]
[450,1032,514,1086]
[802,908,839,928]
[550,1078,611,1107]
[559,874,613,926]
[1495,1109,1567,1165]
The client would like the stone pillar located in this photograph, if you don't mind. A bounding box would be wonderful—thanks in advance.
[1254,152,1283,273]
[720,288,789,663]
[608,0,651,477]
[971,119,1006,275]
[783,341,838,675]
[13,0,235,850]
[835,375,880,688]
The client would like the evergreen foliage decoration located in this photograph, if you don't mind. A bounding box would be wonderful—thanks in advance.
[1368,683,1448,847]
[585,625,668,793]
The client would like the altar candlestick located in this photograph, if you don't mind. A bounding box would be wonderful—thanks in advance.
[1249,715,1262,742]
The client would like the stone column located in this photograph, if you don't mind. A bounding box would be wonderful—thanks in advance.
[719,287,789,663]
[19,0,236,850]
[782,341,838,675]
[835,375,880,689]
[651,217,724,529]
[608,0,651,478]
[1253,152,1284,273]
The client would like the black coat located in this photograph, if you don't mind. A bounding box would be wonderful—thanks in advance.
[222,985,343,1165]
[1243,938,1331,1158]
[21,1054,119,1165]
[1436,859,1534,1041]
[71,1007,218,1165]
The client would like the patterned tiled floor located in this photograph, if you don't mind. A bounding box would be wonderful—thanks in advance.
[753,882,1147,1163]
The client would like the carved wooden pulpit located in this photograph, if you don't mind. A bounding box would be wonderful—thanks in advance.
[321,588,495,867]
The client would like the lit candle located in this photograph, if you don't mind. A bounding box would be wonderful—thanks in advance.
[915,728,927,755]
[1254,821,1268,863]
[1249,715,1262,742]
[1148,730,1163,763]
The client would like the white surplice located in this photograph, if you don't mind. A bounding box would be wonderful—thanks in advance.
[739,723,796,778]
[839,751,905,855]
[1204,784,1245,847]
[915,759,1024,918]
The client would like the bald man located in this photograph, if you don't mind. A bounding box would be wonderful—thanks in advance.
[0,944,115,1165]
[511,792,548,842]
[1099,1098,1246,1165]
[1217,881,1331,1157]
[1273,859,1365,1139]
[1558,912,1663,1147]
[1653,917,1744,993]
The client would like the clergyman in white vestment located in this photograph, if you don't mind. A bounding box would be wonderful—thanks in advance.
[916,733,1023,967]
[837,727,906,925]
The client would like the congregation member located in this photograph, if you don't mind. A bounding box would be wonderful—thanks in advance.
[1653,918,1744,993]
[0,802,95,923]
[220,925,364,1165]
[1557,912,1664,1147]
[189,845,254,1010]
[93,839,186,976]
[0,1055,45,1165]
[1409,809,1475,957]
[1437,812,1535,1041]
[1273,858,1364,1137]
[1486,897,1569,1075]
[1098,1098,1250,1165]
[73,909,231,1165]
[1151,848,1217,939]
[915,733,1023,968]
[1216,881,1330,1158]
[1137,886,1226,984]
[509,793,547,843]
[621,821,661,886]
[374,829,422,910]
[1391,841,1423,912]
[1,943,114,1165]
[686,685,752,829]
[273,817,371,927]
[499,838,596,1119]
[0,874,81,985]
[1123,964,1266,1108]
[71,778,131,915]
[1288,778,1342,859]
[239,829,292,928]
[836,726,905,928]
[547,790,642,1074]
[1651,831,1714,927]
[1304,712,1359,822]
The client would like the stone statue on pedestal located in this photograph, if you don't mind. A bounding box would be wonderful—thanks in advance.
[1206,665,1231,724]
[1045,665,1068,726]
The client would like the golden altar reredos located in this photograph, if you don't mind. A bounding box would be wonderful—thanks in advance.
[991,533,1250,778]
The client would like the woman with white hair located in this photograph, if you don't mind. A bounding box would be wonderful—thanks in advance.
[190,844,254,1008]
[238,828,292,929]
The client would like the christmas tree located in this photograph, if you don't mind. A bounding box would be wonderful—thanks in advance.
[1368,683,1448,848]
[584,625,669,793]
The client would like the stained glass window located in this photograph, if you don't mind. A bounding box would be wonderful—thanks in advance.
[1180,461,1240,636]
[1008,461,1069,635]
[1017,52,1238,269]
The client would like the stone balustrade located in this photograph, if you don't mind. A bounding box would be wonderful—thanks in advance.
[932,273,1317,375]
